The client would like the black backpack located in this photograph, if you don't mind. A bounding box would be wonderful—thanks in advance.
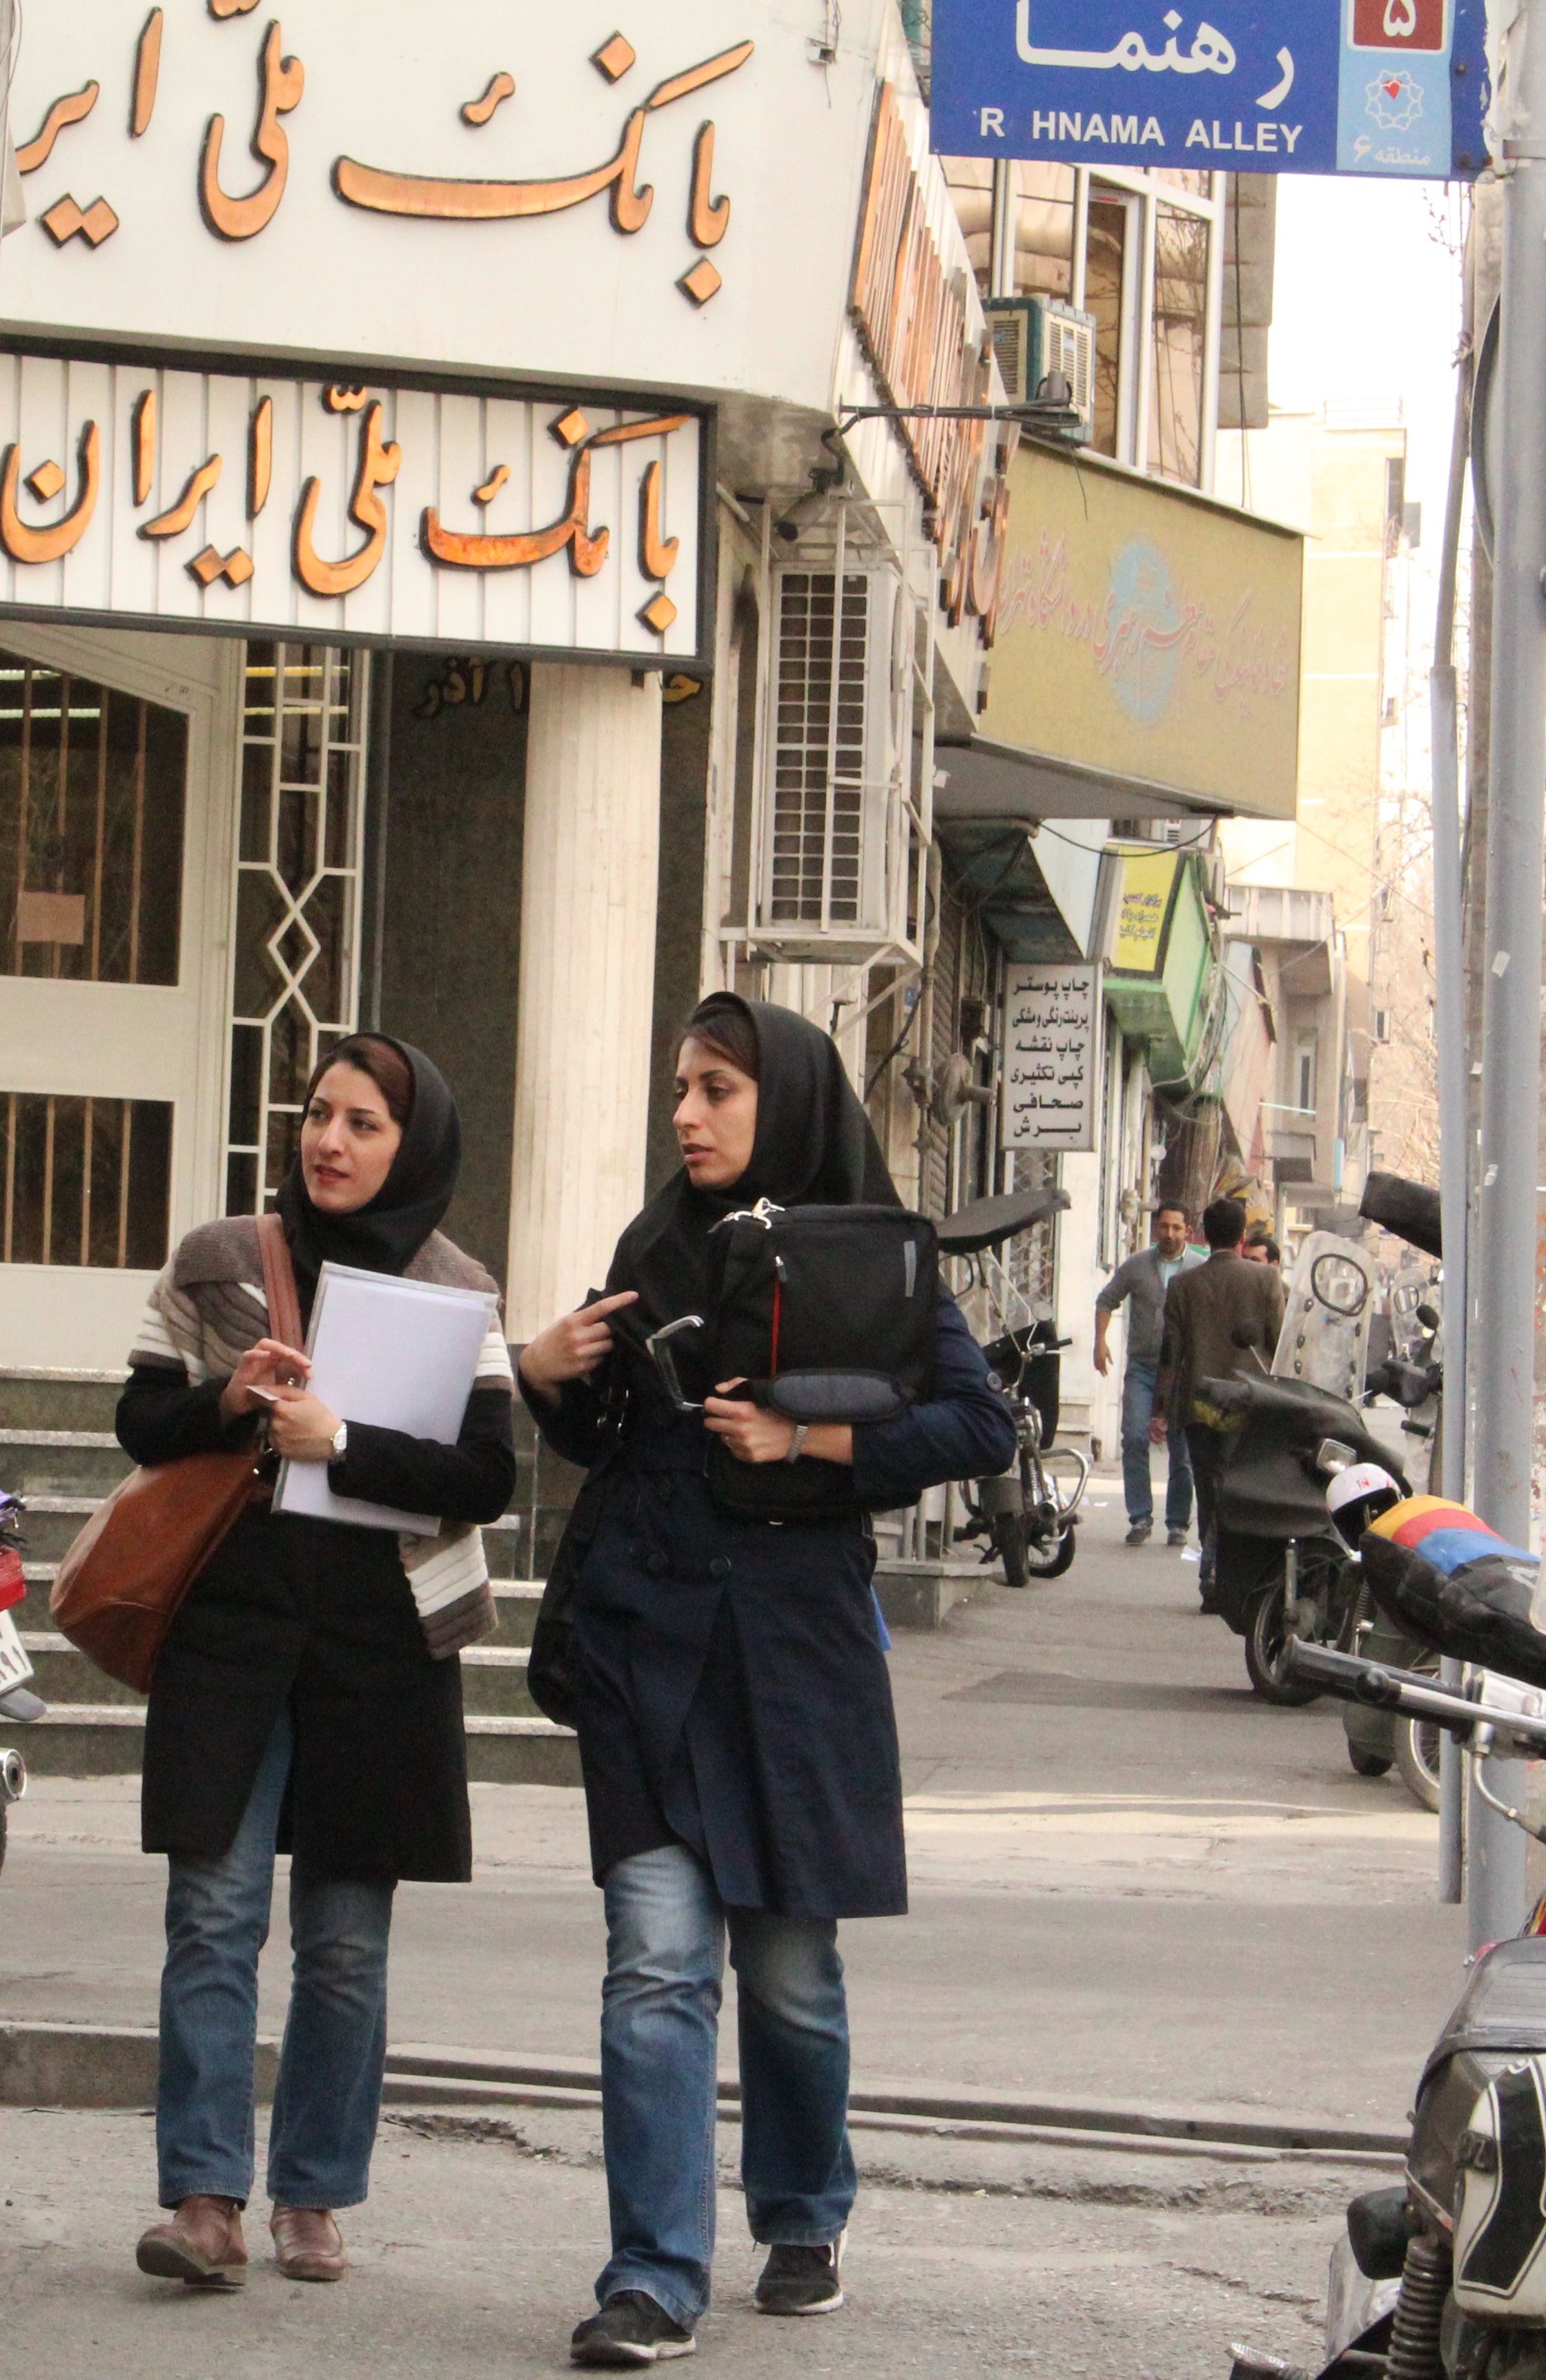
[696,1200,938,1521]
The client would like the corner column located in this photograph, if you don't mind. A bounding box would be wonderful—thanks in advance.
[506,662,662,1340]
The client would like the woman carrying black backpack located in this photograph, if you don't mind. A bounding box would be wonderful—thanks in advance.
[518,994,1014,2367]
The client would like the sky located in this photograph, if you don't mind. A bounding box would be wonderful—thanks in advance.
[1266,172,1468,571]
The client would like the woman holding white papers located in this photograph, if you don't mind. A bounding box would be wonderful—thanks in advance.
[117,1035,516,2292]
[520,995,1015,2366]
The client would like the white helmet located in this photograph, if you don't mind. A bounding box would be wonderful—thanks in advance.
[1327,1461,1402,1546]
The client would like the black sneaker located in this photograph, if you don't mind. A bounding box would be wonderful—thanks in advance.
[1166,1528,1188,1548]
[754,2234,845,2316]
[1124,1521,1153,1546]
[571,2292,696,2366]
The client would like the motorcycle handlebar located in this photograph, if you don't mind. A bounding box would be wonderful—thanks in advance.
[1287,1641,1546,1755]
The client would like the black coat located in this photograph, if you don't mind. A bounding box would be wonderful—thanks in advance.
[527,1294,1014,1918]
[117,1369,516,1883]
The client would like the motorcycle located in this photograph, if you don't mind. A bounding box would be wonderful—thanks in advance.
[1206,1356,1407,1705]
[936,1187,1089,1586]
[0,1488,42,1875]
[1344,1289,1446,1804]
[1338,1172,1450,1802]
[1229,1480,1546,2380]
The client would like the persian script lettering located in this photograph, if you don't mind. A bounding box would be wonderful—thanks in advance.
[333,43,752,226]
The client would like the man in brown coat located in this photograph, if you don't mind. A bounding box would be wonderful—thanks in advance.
[1155,1196,1286,1609]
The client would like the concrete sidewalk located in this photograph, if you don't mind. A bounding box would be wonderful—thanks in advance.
[1,1474,1466,2130]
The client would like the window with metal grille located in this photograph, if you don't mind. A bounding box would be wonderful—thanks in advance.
[769,572,871,928]
[224,643,369,1218]
[0,1091,171,1267]
[0,650,188,986]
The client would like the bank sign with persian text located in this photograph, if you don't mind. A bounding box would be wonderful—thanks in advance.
[930,0,1488,177]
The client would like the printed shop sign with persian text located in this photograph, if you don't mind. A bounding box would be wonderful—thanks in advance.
[1002,964,1099,1153]
[930,0,1487,177]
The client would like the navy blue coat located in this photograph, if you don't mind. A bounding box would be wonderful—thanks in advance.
[526,1293,1015,1919]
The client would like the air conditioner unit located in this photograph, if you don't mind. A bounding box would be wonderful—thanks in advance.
[984,297,1096,443]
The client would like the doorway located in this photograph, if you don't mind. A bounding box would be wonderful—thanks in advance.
[0,623,241,1368]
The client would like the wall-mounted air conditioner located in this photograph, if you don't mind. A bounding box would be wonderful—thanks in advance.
[984,297,1095,445]
[755,564,906,960]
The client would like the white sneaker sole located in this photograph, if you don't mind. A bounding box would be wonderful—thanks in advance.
[756,2289,845,2316]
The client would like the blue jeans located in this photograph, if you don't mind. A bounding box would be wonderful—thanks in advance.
[157,1706,395,2211]
[597,1844,856,2328]
[1121,1357,1193,1530]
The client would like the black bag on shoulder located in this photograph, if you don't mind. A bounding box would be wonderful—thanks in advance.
[702,1201,938,1523]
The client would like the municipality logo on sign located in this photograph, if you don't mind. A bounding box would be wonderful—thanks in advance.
[928,1,1487,181]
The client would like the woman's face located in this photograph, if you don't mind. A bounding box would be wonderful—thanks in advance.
[301,1062,404,1213]
[673,1036,758,1189]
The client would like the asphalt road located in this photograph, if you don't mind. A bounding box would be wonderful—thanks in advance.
[0,1463,1477,2375]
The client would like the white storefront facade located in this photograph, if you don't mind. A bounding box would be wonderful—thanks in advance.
[0,0,1006,1419]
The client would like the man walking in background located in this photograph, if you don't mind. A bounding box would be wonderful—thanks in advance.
[1155,1197,1286,1608]
[1095,1204,1202,1548]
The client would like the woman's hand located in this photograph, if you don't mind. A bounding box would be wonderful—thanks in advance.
[518,1291,639,1405]
[703,1383,854,1467]
[219,1338,311,1425]
[265,1385,344,1464]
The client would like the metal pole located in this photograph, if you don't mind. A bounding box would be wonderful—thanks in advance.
[1469,2,1546,1950]
[1430,342,1472,1906]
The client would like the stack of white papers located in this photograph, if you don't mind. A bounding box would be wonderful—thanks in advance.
[273,1261,496,1534]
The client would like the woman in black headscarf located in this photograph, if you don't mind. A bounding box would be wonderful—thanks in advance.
[115,1035,516,2292]
[520,995,1015,2367]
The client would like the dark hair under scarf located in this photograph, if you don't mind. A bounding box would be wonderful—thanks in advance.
[608,995,900,1328]
[275,1034,462,1311]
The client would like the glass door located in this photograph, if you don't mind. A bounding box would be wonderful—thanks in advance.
[0,623,241,1369]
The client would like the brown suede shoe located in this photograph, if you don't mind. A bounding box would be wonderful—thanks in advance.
[271,2205,348,2281]
[136,2194,248,2288]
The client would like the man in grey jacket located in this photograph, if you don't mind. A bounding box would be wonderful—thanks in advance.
[1095,1205,1203,1546]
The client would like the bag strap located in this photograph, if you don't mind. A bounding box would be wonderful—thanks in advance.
[255,1210,304,1352]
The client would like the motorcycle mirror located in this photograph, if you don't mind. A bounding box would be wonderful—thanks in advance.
[1416,1303,1440,1332]
[1315,1438,1358,1476]
[1230,1321,1262,1349]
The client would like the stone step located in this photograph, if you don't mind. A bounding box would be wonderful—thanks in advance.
[490,1581,542,1646]
[0,1430,133,1498]
[0,1369,126,1432]
[14,1501,99,1563]
[8,1706,578,1784]
[18,1567,545,1639]
[458,1646,536,1718]
[18,1635,146,1708]
[23,1633,544,1720]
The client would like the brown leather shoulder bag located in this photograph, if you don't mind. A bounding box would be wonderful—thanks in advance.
[50,1212,303,1694]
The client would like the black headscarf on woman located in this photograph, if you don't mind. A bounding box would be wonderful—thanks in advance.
[608,995,900,1328]
[275,1035,462,1311]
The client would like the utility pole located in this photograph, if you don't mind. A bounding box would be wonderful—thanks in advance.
[1430,340,1471,1906]
[1468,0,1546,1951]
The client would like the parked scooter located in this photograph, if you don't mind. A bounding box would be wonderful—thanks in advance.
[1230,1470,1546,2380]
[1338,1172,1450,1802]
[937,1188,1089,1586]
[1206,1362,1406,1703]
[0,1488,42,1875]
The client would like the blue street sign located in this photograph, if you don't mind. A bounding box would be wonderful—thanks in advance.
[928,1,1488,179]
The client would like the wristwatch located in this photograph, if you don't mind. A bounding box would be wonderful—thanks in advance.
[330,1421,348,1461]
[785,1423,809,1465]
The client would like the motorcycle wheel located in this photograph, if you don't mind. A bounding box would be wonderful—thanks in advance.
[1021,1525,1077,1580]
[1244,1586,1322,1706]
[992,1513,1031,1588]
[1396,1714,1442,1813]
[1347,1743,1393,1778]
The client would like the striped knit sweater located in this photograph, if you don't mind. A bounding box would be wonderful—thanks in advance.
[128,1215,514,1659]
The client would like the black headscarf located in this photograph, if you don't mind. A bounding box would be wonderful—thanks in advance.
[609,995,900,1328]
[275,1035,462,1311]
